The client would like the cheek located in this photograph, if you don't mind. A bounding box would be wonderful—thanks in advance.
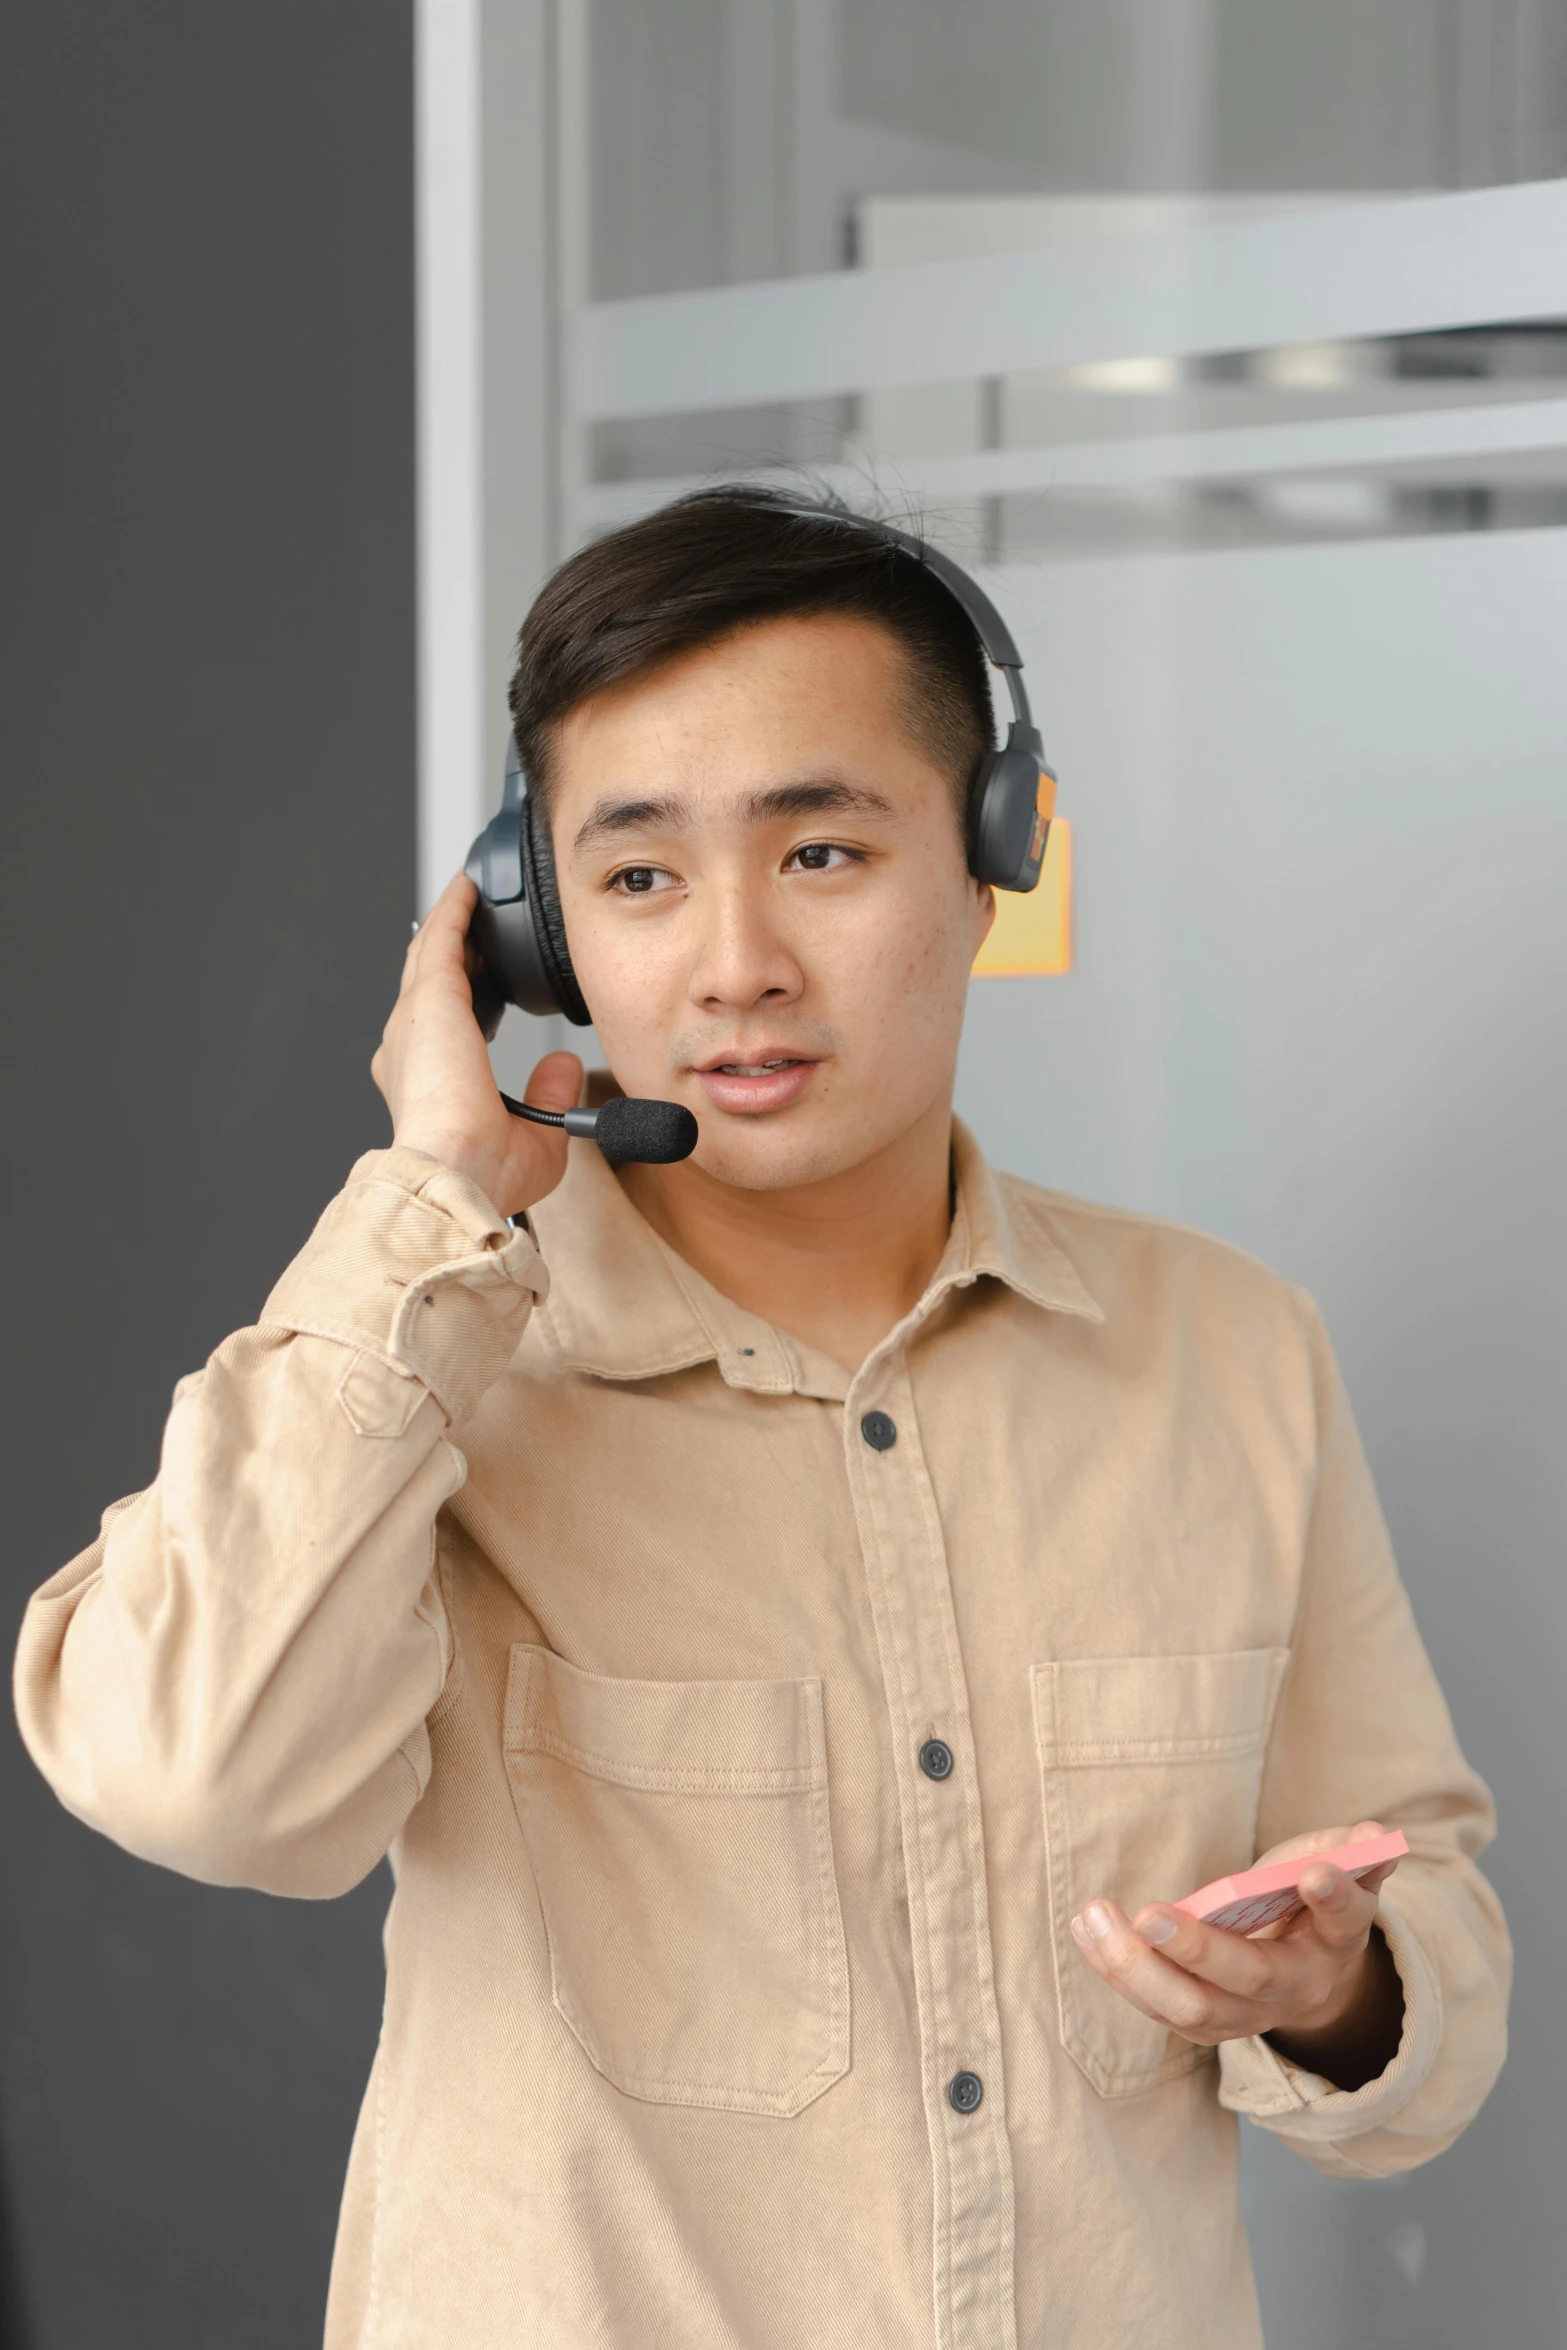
[565,907,681,1063]
[820,886,973,1063]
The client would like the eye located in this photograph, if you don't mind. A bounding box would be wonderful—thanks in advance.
[785,841,862,873]
[608,864,679,896]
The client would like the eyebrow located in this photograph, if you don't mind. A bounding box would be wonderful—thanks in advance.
[571,778,895,854]
[571,792,687,852]
[741,780,895,825]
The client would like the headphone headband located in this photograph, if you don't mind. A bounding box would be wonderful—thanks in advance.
[769,503,1034,739]
[466,498,1057,1029]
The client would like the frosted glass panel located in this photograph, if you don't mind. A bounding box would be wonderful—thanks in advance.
[957,523,1567,2343]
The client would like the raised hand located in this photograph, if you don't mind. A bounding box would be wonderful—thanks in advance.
[371,872,583,1218]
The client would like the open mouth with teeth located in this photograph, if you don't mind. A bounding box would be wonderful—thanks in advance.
[695,1053,822,1114]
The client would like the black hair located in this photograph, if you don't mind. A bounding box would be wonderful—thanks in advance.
[508,485,994,830]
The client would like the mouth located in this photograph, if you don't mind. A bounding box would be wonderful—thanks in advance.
[693,1049,823,1115]
[700,1054,810,1076]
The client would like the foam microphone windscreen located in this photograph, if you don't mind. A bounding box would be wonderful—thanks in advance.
[594,1096,699,1164]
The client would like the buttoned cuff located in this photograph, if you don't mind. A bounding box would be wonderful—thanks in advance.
[260,1147,549,1425]
[1216,1887,1442,2162]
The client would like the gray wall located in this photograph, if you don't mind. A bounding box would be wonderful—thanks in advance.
[958,525,1567,2345]
[0,6,414,2343]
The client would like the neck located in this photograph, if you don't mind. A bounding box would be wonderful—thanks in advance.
[619,1097,956,1374]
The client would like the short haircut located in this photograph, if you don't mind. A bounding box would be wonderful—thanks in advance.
[508,486,994,837]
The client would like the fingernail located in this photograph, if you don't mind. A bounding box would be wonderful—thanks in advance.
[1070,1913,1090,1948]
[1303,1867,1339,1901]
[1139,1912,1177,1945]
[1084,1902,1113,1940]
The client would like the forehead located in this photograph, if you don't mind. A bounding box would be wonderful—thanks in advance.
[550,611,927,802]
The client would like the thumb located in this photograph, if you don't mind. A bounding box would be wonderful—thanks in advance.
[524,1050,584,1115]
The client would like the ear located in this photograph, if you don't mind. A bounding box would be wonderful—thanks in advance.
[971,880,997,961]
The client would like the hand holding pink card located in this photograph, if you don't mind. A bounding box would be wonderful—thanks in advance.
[1175,1828,1408,1936]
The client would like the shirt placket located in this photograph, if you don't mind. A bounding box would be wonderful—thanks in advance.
[844,1336,1018,2350]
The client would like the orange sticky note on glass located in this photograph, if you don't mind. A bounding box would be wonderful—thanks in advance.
[972,817,1072,976]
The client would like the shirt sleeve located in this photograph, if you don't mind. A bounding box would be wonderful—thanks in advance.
[13,1147,547,1900]
[1216,1293,1511,2175]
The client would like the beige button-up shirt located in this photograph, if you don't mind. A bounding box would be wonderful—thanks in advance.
[15,1122,1508,2350]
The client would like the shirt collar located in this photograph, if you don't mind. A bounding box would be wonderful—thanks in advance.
[528,1100,1102,1399]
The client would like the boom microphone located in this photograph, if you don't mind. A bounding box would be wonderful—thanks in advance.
[498,1089,699,1165]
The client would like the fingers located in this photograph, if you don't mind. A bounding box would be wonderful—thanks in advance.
[1126,1904,1286,2000]
[1075,1885,1379,2047]
[1283,1819,1394,1951]
[523,1052,584,1115]
[1294,1861,1383,1951]
[1074,1820,1400,2049]
[403,874,478,982]
[1070,1902,1263,2044]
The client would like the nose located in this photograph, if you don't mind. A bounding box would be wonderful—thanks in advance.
[687,871,804,1015]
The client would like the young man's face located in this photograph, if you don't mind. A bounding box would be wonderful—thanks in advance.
[549,612,995,1191]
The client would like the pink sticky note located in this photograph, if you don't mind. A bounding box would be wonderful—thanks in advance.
[1174,1829,1409,1935]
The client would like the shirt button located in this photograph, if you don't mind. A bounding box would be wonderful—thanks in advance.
[918,1739,954,1781]
[860,1410,897,1450]
[947,2071,984,2115]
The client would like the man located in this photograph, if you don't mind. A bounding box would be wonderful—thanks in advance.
[16,491,1508,2349]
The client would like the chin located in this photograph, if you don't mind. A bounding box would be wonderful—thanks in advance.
[692,1117,875,1193]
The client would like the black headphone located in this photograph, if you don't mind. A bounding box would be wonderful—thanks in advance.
[464,508,1056,1034]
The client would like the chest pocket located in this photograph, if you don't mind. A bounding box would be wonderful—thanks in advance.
[1031,1647,1290,2099]
[502,1645,850,2117]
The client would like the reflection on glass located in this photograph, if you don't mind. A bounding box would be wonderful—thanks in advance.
[583,1,1567,563]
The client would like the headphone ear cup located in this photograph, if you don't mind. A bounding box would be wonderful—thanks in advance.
[969,734,1050,891]
[520,796,592,1028]
[467,935,509,1041]
[465,861,557,1026]
[464,737,591,1026]
[464,805,565,1024]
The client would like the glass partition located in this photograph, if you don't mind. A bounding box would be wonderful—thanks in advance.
[421,10,1567,2338]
